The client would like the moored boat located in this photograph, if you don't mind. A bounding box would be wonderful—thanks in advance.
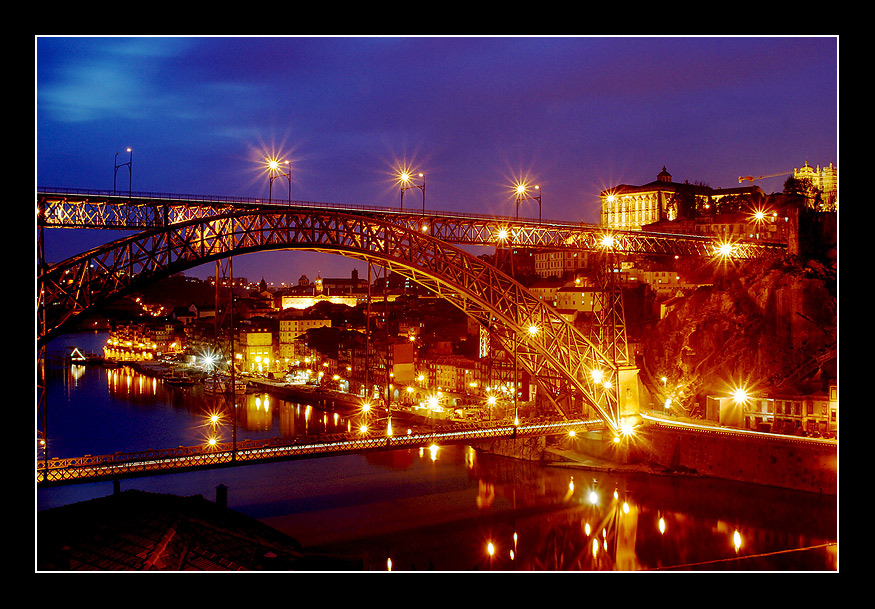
[66,347,104,365]
[204,376,246,395]
[162,370,197,387]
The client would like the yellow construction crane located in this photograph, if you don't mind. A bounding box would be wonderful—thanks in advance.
[738,171,790,184]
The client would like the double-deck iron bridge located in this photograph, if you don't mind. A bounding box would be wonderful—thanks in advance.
[36,188,784,485]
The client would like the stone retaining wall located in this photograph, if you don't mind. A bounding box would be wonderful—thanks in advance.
[476,426,837,496]
[635,426,837,495]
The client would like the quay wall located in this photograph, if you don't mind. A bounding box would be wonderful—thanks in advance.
[479,425,837,496]
[634,425,837,495]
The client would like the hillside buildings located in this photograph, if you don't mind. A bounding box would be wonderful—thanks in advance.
[98,160,835,429]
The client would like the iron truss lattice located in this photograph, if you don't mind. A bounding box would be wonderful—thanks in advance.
[38,207,627,433]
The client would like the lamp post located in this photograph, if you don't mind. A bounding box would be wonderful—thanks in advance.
[399,171,425,212]
[514,182,541,222]
[114,147,132,196]
[268,159,291,205]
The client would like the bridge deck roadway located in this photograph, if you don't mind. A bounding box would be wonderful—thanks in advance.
[37,419,605,487]
[37,189,785,259]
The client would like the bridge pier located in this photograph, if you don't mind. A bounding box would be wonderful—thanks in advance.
[573,430,634,464]
[617,365,642,421]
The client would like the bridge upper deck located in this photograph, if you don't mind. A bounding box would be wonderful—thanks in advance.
[37,188,786,259]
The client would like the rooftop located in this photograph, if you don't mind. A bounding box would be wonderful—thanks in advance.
[37,489,362,571]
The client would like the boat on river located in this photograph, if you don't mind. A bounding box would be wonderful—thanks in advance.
[204,375,247,395]
[162,370,197,387]
[66,347,104,365]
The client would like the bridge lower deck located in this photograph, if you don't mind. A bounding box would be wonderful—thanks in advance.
[37,419,605,486]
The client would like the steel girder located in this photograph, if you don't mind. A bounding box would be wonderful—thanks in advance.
[37,190,786,258]
[590,254,630,367]
[38,208,624,434]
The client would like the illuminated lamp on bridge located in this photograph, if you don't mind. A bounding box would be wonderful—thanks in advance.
[599,233,616,249]
[713,239,737,261]
[514,181,542,222]
[398,168,425,212]
[265,157,292,205]
[613,421,638,443]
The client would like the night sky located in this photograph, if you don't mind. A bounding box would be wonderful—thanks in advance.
[36,35,838,285]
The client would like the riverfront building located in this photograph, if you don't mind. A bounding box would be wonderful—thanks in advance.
[705,385,837,437]
[277,312,332,361]
[238,325,273,373]
[104,320,181,361]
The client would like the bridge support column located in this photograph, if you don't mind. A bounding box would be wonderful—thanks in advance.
[617,366,641,421]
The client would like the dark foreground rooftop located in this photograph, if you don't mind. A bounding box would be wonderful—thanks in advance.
[37,488,363,571]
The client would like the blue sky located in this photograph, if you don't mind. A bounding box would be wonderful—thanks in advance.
[36,35,838,285]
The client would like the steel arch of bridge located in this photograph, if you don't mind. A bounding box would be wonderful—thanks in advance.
[38,208,624,435]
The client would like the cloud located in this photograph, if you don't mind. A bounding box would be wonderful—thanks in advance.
[38,37,201,123]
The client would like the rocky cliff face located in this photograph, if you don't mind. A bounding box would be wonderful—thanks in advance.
[640,254,836,414]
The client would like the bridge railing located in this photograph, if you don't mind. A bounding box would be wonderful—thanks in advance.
[37,186,605,229]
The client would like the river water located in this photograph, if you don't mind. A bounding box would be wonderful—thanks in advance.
[36,332,838,571]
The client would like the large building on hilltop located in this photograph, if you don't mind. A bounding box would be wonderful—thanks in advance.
[793,160,838,211]
[600,166,764,231]
[278,270,367,309]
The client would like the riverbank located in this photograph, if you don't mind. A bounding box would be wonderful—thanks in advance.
[84,355,840,496]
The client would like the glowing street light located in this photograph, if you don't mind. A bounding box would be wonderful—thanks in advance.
[113,147,133,196]
[267,158,291,205]
[731,386,750,404]
[750,205,774,226]
[714,240,736,260]
[399,170,425,212]
[619,422,636,437]
[514,182,542,222]
[600,234,616,249]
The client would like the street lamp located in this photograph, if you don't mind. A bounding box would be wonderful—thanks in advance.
[268,159,291,205]
[514,182,541,222]
[399,171,425,212]
[114,147,132,196]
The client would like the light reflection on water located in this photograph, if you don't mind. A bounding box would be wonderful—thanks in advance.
[38,333,838,571]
